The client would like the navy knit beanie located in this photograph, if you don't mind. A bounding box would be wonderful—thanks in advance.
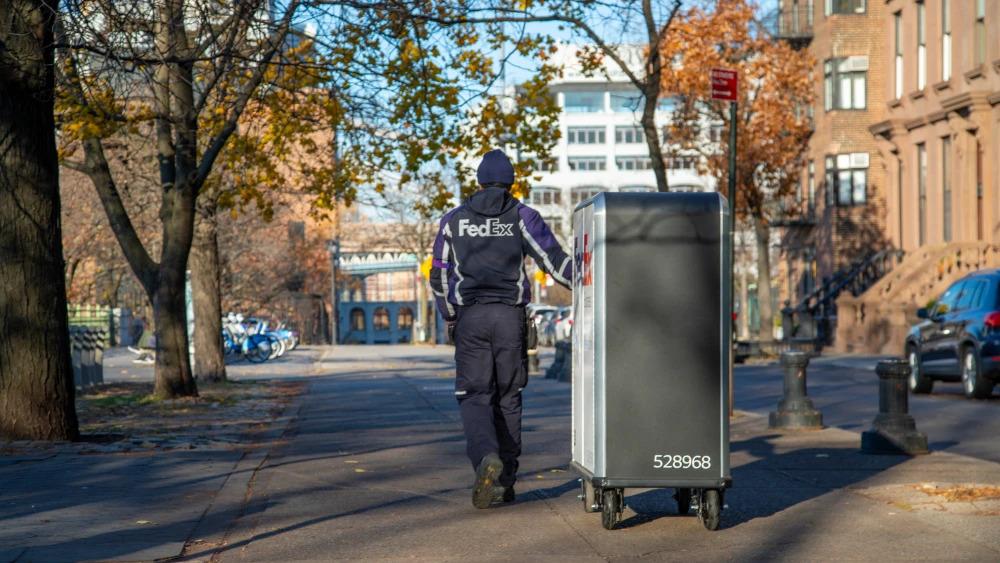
[476,149,515,187]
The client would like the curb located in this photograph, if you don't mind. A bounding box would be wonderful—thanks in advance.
[178,382,309,561]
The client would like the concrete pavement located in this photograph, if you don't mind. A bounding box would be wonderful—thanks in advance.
[202,346,1000,562]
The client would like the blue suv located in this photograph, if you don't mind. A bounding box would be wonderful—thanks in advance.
[905,270,1000,399]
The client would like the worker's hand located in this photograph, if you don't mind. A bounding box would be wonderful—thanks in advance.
[446,321,457,345]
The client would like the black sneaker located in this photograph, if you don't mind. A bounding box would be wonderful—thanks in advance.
[472,453,504,509]
[491,485,515,504]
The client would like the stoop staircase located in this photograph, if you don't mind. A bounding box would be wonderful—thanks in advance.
[835,242,1000,354]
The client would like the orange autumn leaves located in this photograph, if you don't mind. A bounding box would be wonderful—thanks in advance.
[660,0,816,220]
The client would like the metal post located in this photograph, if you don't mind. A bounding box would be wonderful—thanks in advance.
[329,240,340,345]
[728,100,737,417]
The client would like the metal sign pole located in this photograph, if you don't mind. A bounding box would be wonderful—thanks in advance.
[728,100,737,418]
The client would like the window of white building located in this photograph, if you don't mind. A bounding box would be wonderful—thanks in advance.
[571,186,606,205]
[567,127,606,144]
[615,126,644,144]
[616,156,653,171]
[568,157,607,171]
[619,185,656,192]
[564,91,604,113]
[530,187,561,206]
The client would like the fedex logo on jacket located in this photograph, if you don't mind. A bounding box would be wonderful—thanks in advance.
[458,218,514,237]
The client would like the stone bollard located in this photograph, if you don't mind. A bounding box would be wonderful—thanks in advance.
[546,341,567,379]
[861,359,929,455]
[769,351,823,430]
[70,329,84,389]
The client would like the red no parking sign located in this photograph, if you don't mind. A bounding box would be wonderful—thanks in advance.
[710,68,738,102]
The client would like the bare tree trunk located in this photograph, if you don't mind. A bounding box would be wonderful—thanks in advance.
[754,217,774,344]
[738,261,750,340]
[191,200,226,382]
[641,92,670,192]
[0,0,79,440]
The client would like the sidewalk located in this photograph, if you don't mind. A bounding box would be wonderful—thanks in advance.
[202,346,1000,561]
[0,352,314,562]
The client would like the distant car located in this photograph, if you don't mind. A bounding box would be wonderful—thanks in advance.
[528,304,559,346]
[905,270,1000,399]
[554,307,573,342]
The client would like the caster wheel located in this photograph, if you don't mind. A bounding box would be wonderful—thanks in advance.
[601,488,622,530]
[582,480,598,513]
[697,489,722,531]
[674,488,692,515]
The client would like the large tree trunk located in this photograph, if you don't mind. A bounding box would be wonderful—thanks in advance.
[152,263,197,398]
[754,217,774,344]
[0,0,79,440]
[191,201,226,382]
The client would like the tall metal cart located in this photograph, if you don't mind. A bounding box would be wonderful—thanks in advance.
[570,192,731,531]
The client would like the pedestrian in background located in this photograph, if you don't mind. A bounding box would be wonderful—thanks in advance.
[430,149,572,508]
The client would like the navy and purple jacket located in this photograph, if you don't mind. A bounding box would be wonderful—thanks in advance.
[430,186,572,321]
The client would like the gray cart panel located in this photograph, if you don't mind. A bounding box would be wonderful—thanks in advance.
[572,192,730,488]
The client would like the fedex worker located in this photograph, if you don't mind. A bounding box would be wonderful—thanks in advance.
[430,149,572,509]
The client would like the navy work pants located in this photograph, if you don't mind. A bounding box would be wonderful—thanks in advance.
[454,303,528,488]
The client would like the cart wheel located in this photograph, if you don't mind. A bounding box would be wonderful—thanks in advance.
[674,488,692,515]
[697,489,722,531]
[601,488,622,530]
[582,480,598,513]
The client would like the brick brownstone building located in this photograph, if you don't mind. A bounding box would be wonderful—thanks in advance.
[778,0,1000,354]
[776,0,892,340]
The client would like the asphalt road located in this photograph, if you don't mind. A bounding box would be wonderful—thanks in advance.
[734,357,1000,464]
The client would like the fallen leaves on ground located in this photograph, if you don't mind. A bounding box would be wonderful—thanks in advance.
[915,483,1000,502]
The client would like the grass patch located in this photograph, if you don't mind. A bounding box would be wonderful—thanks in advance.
[86,394,157,409]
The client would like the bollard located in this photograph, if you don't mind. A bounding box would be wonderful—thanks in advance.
[70,329,84,389]
[861,359,928,455]
[546,341,567,379]
[769,351,823,430]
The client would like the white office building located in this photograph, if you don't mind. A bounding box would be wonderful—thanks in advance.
[517,44,718,239]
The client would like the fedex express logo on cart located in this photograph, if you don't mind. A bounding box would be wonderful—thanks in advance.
[574,234,593,287]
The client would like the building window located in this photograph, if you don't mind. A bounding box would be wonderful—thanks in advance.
[545,215,564,235]
[824,57,867,110]
[610,92,641,113]
[667,156,697,170]
[824,153,868,206]
[942,136,952,242]
[917,1,926,90]
[894,12,903,99]
[564,91,604,113]
[672,185,702,193]
[567,126,606,144]
[398,307,414,330]
[530,159,557,172]
[350,308,366,332]
[568,157,606,171]
[975,0,986,67]
[615,126,644,144]
[373,307,390,331]
[826,0,865,16]
[941,0,951,81]
[918,143,927,246]
[530,186,561,206]
[709,124,725,143]
[619,185,656,192]
[615,156,653,171]
[571,186,606,205]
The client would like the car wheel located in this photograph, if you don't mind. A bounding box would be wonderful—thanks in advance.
[907,345,933,394]
[961,346,993,399]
